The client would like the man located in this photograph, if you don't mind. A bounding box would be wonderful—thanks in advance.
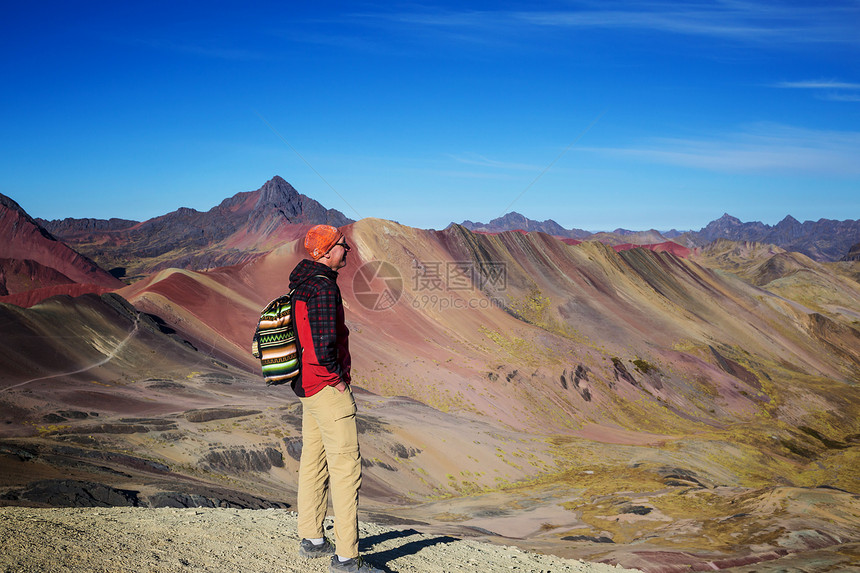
[290,224,381,573]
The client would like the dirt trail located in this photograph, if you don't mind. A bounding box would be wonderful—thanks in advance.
[0,507,639,573]
[0,315,140,394]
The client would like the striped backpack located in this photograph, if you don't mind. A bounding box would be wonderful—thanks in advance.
[251,275,327,385]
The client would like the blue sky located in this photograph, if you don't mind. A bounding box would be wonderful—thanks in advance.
[2,1,859,232]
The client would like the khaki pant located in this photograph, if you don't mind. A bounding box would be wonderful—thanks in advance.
[297,385,362,558]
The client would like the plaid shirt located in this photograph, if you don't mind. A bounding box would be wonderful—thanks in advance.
[288,259,351,397]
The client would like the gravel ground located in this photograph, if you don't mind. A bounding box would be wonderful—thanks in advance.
[0,507,640,573]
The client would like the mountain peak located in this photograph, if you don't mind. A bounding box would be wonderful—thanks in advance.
[693,214,860,261]
[458,211,591,239]
[250,175,352,228]
[255,176,300,210]
[717,213,742,224]
[35,176,353,278]
[489,212,530,227]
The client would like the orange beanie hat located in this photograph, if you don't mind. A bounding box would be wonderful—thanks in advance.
[304,224,343,260]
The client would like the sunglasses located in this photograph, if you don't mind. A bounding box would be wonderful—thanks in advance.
[333,240,351,251]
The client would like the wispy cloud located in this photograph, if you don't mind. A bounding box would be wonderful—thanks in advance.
[352,1,860,47]
[822,92,860,102]
[592,123,860,176]
[516,8,777,41]
[775,80,860,90]
[772,79,860,103]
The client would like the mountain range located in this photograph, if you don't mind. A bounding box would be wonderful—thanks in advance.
[461,212,593,239]
[36,175,352,281]
[459,211,860,262]
[1,176,859,571]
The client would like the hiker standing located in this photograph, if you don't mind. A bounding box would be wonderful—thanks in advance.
[290,224,381,573]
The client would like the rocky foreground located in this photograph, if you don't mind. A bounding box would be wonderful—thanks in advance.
[0,507,639,573]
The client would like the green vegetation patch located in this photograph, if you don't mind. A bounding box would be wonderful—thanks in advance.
[780,439,816,459]
[632,358,658,375]
[799,425,848,450]
[646,489,790,550]
[507,287,583,340]
[566,496,669,545]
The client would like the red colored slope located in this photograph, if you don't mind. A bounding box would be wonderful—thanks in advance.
[469,229,686,257]
[0,258,73,295]
[0,284,116,308]
[613,241,690,258]
[0,195,123,298]
[118,267,266,369]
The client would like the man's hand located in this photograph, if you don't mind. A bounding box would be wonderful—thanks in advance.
[333,380,348,393]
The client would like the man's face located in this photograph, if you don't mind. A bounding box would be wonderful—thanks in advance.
[321,238,350,270]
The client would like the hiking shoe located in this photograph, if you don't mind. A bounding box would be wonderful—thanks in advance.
[329,555,384,573]
[299,538,335,558]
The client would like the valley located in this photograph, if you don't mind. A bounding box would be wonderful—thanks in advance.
[1,180,859,571]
